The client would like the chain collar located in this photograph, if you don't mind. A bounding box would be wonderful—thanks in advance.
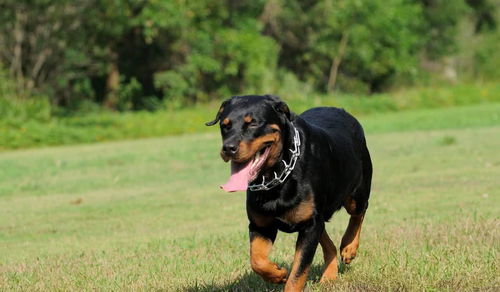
[248,125,301,192]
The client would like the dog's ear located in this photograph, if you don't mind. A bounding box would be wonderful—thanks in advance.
[274,100,290,120]
[205,99,230,126]
[266,95,290,120]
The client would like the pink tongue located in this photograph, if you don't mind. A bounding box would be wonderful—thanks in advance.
[220,160,253,192]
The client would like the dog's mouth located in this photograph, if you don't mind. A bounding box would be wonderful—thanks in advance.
[220,145,272,192]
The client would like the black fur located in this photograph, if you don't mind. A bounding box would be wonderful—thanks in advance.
[207,95,372,287]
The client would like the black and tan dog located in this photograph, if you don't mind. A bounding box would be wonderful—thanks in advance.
[206,95,372,291]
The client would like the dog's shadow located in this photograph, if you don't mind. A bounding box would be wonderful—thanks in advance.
[185,262,351,291]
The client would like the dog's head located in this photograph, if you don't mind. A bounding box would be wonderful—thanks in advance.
[206,95,291,192]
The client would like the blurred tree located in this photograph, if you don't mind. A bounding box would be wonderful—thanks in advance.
[465,0,497,32]
[262,0,424,93]
[141,0,276,106]
[416,0,470,59]
[0,0,497,111]
[0,1,93,101]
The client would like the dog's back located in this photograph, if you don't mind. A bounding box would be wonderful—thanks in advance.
[300,107,366,148]
[299,107,372,216]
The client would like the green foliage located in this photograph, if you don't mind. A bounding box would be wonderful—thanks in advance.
[116,78,143,111]
[0,67,52,125]
[474,29,500,79]
[0,0,103,102]
[0,66,15,98]
[0,106,211,150]
[417,0,470,58]
[0,0,498,111]
[145,1,277,105]
[0,83,498,150]
[312,0,425,91]
[0,97,51,125]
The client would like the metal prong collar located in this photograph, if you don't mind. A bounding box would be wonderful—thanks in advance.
[248,125,300,192]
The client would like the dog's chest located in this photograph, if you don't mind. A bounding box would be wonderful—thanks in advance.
[277,195,314,224]
[249,194,315,231]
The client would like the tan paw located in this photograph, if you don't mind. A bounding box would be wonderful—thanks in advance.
[265,265,288,284]
[320,273,337,283]
[320,261,338,283]
[340,244,358,264]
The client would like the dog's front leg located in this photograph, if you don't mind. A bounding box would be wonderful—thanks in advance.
[284,218,324,292]
[249,223,288,284]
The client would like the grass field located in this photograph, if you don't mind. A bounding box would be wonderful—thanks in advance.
[1,103,499,291]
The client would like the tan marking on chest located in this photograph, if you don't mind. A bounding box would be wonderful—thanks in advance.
[279,194,315,224]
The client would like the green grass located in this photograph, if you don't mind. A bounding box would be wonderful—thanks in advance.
[1,82,499,150]
[0,104,499,290]
[360,102,500,133]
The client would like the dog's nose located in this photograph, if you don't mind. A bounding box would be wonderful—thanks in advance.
[222,143,239,156]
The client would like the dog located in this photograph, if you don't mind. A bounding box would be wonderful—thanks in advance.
[206,95,372,291]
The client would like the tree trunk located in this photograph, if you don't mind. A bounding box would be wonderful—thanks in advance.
[327,32,349,94]
[11,10,27,96]
[104,60,120,109]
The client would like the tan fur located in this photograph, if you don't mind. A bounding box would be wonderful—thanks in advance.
[244,115,253,123]
[319,230,338,282]
[279,193,314,224]
[269,124,280,131]
[236,132,280,163]
[265,124,282,168]
[344,196,357,214]
[340,198,365,264]
[224,124,282,170]
[250,236,288,284]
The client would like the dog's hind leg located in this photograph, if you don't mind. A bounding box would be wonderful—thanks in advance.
[249,224,288,284]
[340,196,366,264]
[319,230,338,282]
[341,145,371,264]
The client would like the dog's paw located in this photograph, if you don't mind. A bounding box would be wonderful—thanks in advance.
[319,262,338,283]
[340,244,358,264]
[267,265,288,284]
[319,272,337,283]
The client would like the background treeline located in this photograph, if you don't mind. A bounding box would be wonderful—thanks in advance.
[0,0,499,113]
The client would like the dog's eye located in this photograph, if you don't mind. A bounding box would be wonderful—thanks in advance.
[221,122,231,131]
[247,121,259,128]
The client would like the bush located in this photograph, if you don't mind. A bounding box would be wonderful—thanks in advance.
[474,30,500,80]
[0,67,52,126]
[0,82,498,150]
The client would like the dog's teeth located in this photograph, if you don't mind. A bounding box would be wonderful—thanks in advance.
[252,156,259,167]
[252,152,261,168]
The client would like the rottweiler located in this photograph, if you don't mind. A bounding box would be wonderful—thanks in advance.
[206,95,372,291]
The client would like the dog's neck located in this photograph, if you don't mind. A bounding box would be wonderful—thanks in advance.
[268,119,297,172]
